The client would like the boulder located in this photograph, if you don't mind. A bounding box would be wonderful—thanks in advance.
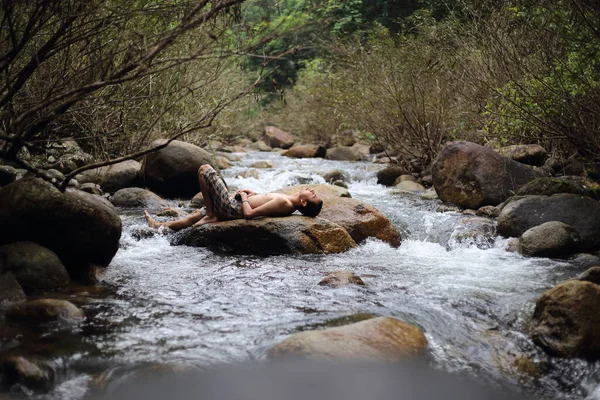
[394,174,416,184]
[497,194,600,252]
[111,188,173,209]
[325,146,363,161]
[282,144,326,159]
[237,169,260,179]
[432,141,541,208]
[319,271,365,288]
[377,165,409,186]
[76,160,142,193]
[267,316,428,361]
[579,266,600,285]
[249,161,272,169]
[497,144,548,166]
[332,180,348,189]
[250,140,272,152]
[516,176,598,199]
[476,205,500,218]
[190,192,205,208]
[0,178,122,277]
[519,221,581,257]
[80,182,103,196]
[0,242,69,293]
[0,356,55,393]
[215,155,231,170]
[448,217,496,250]
[171,216,357,255]
[261,126,295,149]
[318,197,401,247]
[0,273,26,306]
[143,140,213,198]
[275,184,351,199]
[0,165,17,186]
[6,299,85,324]
[322,169,350,184]
[352,143,371,157]
[394,181,426,193]
[531,280,600,358]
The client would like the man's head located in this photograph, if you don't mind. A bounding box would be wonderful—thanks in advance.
[297,187,323,217]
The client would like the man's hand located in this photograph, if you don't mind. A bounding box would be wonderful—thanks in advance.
[237,189,256,197]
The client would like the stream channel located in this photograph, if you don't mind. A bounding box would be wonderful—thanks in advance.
[7,151,600,399]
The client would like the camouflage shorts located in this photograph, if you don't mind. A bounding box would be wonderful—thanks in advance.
[201,166,243,220]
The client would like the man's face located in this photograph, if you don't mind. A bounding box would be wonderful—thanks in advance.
[300,187,321,205]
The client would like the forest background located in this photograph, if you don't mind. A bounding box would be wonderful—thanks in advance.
[1,0,600,181]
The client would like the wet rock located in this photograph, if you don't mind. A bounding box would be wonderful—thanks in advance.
[319,271,365,287]
[421,189,438,200]
[156,208,187,218]
[0,165,17,186]
[462,209,477,216]
[0,242,69,294]
[190,192,205,209]
[519,221,580,258]
[544,157,562,173]
[316,197,401,247]
[44,168,64,183]
[563,160,585,176]
[322,169,350,184]
[0,178,122,277]
[497,194,600,252]
[394,175,416,184]
[420,175,433,187]
[276,183,351,199]
[325,146,363,161]
[282,144,326,159]
[0,356,55,392]
[250,161,272,169]
[172,216,356,255]
[111,188,173,209]
[394,181,426,193]
[250,140,272,152]
[497,144,548,166]
[267,316,428,361]
[76,160,142,193]
[6,299,84,324]
[531,280,600,358]
[505,238,520,253]
[130,227,159,241]
[569,253,600,269]
[476,205,500,218]
[237,169,260,179]
[377,165,409,186]
[448,217,496,250]
[80,182,103,196]
[432,141,541,209]
[215,155,231,169]
[143,139,213,198]
[579,266,600,285]
[516,176,598,199]
[332,180,348,189]
[0,273,26,306]
[261,126,295,149]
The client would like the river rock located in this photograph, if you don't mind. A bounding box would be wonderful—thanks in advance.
[237,169,260,179]
[497,144,548,166]
[516,176,598,199]
[261,126,295,149]
[377,165,409,186]
[0,356,55,392]
[448,217,496,250]
[519,221,581,257]
[250,161,272,169]
[531,280,600,358]
[0,273,26,306]
[215,155,231,170]
[322,169,350,184]
[497,194,600,252]
[476,205,500,218]
[111,188,173,209]
[0,178,122,277]
[6,299,84,324]
[318,197,401,247]
[190,192,205,208]
[76,160,142,193]
[275,183,351,199]
[0,242,69,293]
[267,316,428,361]
[0,165,17,186]
[394,181,426,193]
[394,175,416,184]
[319,271,365,287]
[171,216,356,255]
[326,146,363,161]
[579,266,600,285]
[282,144,326,159]
[432,141,541,209]
[250,140,272,152]
[143,139,213,198]
[80,182,103,196]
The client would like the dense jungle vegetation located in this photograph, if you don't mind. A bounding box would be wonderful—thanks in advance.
[1,0,599,177]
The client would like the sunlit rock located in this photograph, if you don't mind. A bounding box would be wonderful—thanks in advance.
[432,141,541,208]
[267,316,428,361]
[261,126,295,149]
[171,216,356,255]
[531,280,600,359]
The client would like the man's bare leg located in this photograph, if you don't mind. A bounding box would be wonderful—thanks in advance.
[197,165,219,226]
[144,210,203,231]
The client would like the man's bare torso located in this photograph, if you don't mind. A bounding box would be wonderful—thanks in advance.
[244,193,295,216]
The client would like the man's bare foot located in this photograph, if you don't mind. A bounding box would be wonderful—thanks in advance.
[192,215,218,227]
[144,210,163,229]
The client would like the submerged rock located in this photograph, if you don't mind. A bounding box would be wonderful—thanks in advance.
[432,141,540,209]
[319,271,365,288]
[0,356,55,393]
[531,280,600,359]
[267,316,428,361]
[171,216,356,255]
[0,242,69,293]
[6,299,84,324]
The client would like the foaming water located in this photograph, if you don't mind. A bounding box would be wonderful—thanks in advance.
[18,151,599,399]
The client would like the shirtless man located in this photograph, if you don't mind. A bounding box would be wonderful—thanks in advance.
[144,164,323,231]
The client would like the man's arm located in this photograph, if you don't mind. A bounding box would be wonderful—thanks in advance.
[240,196,290,219]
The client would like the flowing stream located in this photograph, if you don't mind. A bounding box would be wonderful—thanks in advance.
[5,151,600,399]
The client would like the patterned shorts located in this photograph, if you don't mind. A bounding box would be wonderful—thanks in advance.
[201,166,243,220]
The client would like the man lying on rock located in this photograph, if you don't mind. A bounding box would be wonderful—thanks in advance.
[144,164,323,231]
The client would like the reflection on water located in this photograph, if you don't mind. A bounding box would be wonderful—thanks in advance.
[7,152,600,399]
